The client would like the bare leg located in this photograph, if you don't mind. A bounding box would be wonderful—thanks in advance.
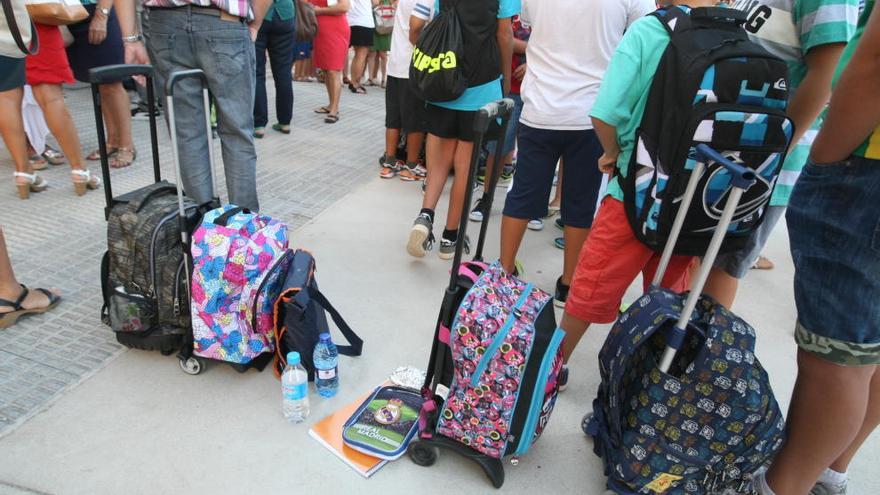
[324,70,342,115]
[99,83,134,167]
[829,367,880,472]
[445,140,474,231]
[423,134,456,210]
[379,51,388,84]
[367,50,378,83]
[562,226,589,285]
[560,311,591,363]
[0,228,58,312]
[406,132,425,164]
[0,88,30,174]
[350,46,370,89]
[550,159,563,209]
[31,84,85,171]
[500,216,529,274]
[766,350,876,495]
[703,266,738,309]
[385,128,401,160]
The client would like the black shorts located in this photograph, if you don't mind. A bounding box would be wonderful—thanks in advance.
[350,25,374,47]
[424,103,479,142]
[503,125,605,228]
[385,76,427,132]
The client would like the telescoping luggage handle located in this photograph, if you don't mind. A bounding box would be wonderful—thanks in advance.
[89,64,162,220]
[164,69,220,297]
[446,98,515,294]
[653,144,757,373]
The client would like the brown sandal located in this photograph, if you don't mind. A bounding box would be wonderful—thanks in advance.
[87,147,116,161]
[110,147,137,169]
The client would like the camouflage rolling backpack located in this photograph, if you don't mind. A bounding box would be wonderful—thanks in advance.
[100,182,201,354]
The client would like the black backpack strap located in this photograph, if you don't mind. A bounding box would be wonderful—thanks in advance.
[308,286,363,356]
[650,5,691,35]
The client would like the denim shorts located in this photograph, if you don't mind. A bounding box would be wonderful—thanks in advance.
[714,205,785,279]
[502,125,604,228]
[788,156,880,365]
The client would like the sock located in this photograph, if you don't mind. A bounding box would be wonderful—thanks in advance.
[755,471,777,495]
[442,229,458,242]
[818,468,848,486]
[420,208,435,224]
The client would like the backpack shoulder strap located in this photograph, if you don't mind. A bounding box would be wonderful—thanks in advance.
[308,286,364,357]
[650,5,692,36]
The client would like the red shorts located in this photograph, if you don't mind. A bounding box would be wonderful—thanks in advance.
[565,197,695,324]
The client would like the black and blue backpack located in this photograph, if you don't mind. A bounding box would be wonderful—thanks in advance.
[623,6,794,256]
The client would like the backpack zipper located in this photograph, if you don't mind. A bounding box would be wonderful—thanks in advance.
[250,249,293,334]
[149,206,196,301]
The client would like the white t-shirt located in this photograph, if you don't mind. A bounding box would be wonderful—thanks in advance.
[348,0,376,28]
[519,0,655,130]
[387,0,434,78]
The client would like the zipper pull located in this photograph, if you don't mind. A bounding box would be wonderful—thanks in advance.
[174,298,180,316]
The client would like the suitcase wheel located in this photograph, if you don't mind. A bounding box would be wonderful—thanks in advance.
[179,356,204,375]
[408,441,439,467]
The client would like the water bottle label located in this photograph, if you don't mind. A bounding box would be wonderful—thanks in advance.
[317,367,337,380]
[283,382,307,400]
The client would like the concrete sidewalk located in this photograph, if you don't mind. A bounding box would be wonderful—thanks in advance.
[0,170,877,494]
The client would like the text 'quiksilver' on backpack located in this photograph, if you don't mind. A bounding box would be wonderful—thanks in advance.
[623,6,793,256]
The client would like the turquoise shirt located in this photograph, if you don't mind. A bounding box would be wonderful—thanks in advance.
[590,15,670,202]
[265,0,295,21]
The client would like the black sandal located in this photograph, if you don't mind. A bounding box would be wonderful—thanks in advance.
[324,114,339,124]
[0,284,61,329]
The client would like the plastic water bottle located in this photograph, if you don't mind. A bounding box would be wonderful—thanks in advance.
[282,351,310,423]
[314,333,339,398]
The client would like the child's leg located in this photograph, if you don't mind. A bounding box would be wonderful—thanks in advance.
[423,134,456,211]
[563,198,654,363]
[444,139,474,235]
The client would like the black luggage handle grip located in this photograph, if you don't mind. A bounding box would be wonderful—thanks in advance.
[213,207,251,226]
[695,144,756,190]
[473,99,515,134]
[165,69,209,97]
[88,64,154,84]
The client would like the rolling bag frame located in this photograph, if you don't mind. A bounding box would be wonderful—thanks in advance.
[407,99,516,488]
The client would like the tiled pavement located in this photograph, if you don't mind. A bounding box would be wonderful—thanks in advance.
[0,76,386,436]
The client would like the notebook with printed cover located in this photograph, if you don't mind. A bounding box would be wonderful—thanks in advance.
[341,385,422,461]
[308,388,388,478]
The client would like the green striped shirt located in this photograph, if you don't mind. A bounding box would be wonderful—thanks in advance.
[731,0,859,205]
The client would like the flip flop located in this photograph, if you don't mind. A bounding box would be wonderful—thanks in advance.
[324,114,339,124]
[314,106,331,114]
[0,285,61,329]
[272,123,291,134]
[751,255,775,270]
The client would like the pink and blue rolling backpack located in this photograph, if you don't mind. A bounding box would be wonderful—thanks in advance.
[408,100,564,488]
[188,205,292,369]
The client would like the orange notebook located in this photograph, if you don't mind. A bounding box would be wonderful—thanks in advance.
[308,386,389,478]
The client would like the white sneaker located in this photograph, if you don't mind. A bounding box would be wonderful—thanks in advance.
[527,219,544,231]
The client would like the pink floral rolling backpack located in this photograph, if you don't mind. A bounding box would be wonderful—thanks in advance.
[411,261,565,486]
[190,205,291,365]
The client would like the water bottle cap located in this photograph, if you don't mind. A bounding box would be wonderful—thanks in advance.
[319,333,331,342]
[287,351,301,365]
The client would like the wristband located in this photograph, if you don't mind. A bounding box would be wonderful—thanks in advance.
[122,34,143,43]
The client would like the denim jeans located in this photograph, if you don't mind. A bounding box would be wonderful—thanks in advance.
[788,156,880,365]
[254,16,295,128]
[143,7,259,211]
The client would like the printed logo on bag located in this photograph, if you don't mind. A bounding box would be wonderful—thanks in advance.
[644,472,683,493]
[374,398,403,425]
[411,47,458,74]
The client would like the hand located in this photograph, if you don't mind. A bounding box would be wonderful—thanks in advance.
[88,14,108,45]
[248,22,261,42]
[124,40,150,84]
[513,63,526,81]
[598,152,618,175]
